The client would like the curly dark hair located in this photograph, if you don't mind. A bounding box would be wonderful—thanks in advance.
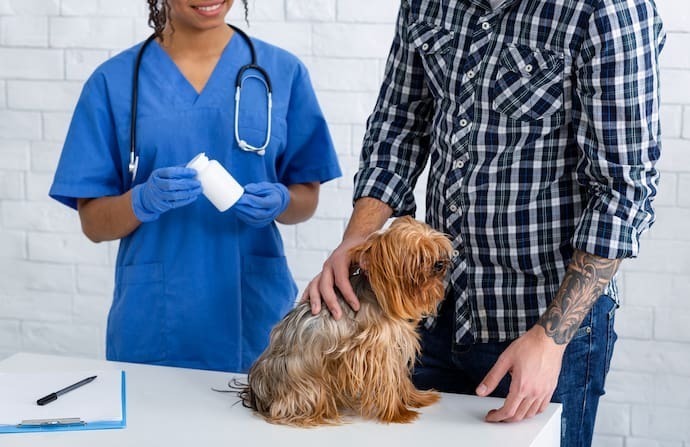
[147,0,249,40]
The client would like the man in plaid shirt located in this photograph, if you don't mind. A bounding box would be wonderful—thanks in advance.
[305,0,664,444]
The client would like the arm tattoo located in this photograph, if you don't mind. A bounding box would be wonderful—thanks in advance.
[537,250,621,345]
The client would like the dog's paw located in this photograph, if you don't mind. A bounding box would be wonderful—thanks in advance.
[386,407,420,424]
[408,389,440,408]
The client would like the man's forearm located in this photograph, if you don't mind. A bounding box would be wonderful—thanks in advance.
[537,249,621,345]
[343,197,394,240]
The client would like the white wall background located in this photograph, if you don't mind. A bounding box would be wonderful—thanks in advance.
[0,0,688,445]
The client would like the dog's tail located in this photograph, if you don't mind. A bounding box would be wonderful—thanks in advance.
[228,378,265,412]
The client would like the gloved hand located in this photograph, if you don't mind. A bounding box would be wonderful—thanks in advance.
[131,166,202,222]
[233,182,290,228]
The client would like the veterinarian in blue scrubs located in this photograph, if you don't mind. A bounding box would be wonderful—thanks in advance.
[49,0,340,373]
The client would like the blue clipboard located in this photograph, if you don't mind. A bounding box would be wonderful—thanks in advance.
[0,371,126,434]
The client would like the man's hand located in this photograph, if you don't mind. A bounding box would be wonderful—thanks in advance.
[301,197,393,320]
[476,325,566,422]
[301,236,365,320]
[476,249,621,422]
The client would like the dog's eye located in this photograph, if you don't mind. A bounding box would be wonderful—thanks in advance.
[433,260,449,274]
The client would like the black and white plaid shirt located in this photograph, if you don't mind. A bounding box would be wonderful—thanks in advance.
[353,0,665,345]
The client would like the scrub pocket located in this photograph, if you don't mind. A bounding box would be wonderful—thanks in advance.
[107,263,166,363]
[235,74,288,158]
[233,115,287,180]
[240,255,297,366]
[408,20,457,99]
[236,118,287,155]
[491,44,565,124]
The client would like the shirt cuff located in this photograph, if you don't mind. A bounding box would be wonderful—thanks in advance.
[353,167,417,217]
[571,207,641,259]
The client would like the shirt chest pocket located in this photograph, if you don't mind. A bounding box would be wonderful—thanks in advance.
[491,44,565,123]
[408,20,457,99]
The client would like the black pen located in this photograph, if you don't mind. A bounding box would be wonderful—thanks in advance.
[36,375,97,406]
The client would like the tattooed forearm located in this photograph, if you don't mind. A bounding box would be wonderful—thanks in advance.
[537,250,621,345]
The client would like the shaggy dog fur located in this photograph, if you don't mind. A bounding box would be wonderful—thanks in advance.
[238,216,453,427]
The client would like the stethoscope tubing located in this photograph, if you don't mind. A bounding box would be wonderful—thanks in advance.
[129,24,272,183]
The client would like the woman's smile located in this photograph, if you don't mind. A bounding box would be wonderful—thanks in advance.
[191,1,226,17]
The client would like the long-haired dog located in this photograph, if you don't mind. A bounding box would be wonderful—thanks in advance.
[237,216,453,427]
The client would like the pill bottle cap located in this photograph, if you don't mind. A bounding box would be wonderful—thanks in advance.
[186,152,209,172]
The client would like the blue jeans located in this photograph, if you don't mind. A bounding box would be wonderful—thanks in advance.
[412,294,618,447]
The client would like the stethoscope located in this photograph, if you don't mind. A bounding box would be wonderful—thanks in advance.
[129,24,273,182]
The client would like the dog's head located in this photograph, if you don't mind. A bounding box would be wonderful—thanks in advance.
[349,216,453,320]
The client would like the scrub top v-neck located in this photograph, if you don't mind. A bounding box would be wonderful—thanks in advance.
[149,35,234,106]
[50,32,342,373]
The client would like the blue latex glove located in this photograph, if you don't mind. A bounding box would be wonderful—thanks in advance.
[131,166,202,222]
[233,182,290,228]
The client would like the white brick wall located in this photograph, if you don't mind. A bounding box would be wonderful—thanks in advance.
[0,16,48,47]
[0,2,688,445]
[286,0,336,21]
[64,49,110,80]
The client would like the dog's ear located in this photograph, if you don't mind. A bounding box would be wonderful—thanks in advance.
[348,233,381,272]
[348,219,451,320]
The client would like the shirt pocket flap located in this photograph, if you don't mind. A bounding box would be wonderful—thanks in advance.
[499,44,560,77]
[408,20,455,55]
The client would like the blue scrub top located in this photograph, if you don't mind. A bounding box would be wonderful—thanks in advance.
[49,33,341,373]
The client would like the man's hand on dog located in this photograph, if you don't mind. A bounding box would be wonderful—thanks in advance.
[302,236,364,320]
[302,198,393,320]
[476,325,566,422]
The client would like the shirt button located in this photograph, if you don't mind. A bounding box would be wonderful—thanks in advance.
[449,204,458,212]
[524,64,533,73]
[467,70,475,79]
[459,118,469,127]
[452,249,460,258]
[481,22,491,30]
[421,43,430,51]
[453,160,465,169]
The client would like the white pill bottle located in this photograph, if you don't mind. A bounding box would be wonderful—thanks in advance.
[186,152,244,212]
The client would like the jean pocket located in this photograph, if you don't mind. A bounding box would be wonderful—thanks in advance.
[557,322,592,396]
[491,44,565,123]
[603,294,618,377]
[408,20,456,99]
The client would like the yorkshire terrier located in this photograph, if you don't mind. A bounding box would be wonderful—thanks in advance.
[237,216,453,427]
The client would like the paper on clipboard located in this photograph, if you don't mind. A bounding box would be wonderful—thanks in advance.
[0,370,125,432]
